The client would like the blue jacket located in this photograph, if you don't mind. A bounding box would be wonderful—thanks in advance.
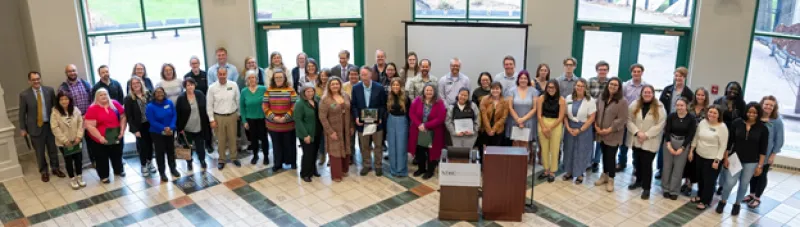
[766,117,785,157]
[145,99,177,134]
[351,81,387,132]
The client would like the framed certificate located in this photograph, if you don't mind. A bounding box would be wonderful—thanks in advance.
[361,108,378,123]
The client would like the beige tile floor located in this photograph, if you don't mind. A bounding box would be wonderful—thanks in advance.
[2,151,800,227]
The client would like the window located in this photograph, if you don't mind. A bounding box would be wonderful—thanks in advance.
[744,0,800,154]
[413,0,523,22]
[577,0,694,27]
[255,0,362,21]
[81,0,206,144]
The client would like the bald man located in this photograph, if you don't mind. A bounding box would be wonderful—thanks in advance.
[58,64,93,114]
[372,49,388,82]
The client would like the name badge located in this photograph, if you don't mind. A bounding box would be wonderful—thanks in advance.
[447,82,453,85]
[164,105,170,109]
[709,128,716,132]
[227,87,232,91]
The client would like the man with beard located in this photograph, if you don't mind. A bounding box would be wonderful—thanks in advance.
[405,59,434,100]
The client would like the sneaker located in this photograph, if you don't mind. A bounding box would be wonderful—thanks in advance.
[77,175,86,187]
[70,178,80,190]
[148,162,157,173]
[141,167,150,177]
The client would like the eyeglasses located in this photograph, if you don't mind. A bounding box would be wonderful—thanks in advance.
[564,64,575,67]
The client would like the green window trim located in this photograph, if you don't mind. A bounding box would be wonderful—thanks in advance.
[252,0,366,68]
[742,0,792,94]
[411,0,525,24]
[78,0,208,83]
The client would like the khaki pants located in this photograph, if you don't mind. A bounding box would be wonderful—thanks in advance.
[537,117,563,172]
[215,114,238,163]
[359,130,384,169]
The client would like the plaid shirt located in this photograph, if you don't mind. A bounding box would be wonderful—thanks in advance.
[63,80,91,114]
[588,76,609,99]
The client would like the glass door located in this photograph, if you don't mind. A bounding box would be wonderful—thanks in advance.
[572,24,691,86]
[257,21,363,70]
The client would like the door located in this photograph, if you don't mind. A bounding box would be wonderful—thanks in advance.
[572,23,691,89]
[257,21,363,70]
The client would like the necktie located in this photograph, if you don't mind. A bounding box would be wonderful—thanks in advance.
[35,89,43,127]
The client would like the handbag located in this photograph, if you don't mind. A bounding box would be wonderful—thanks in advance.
[175,133,193,160]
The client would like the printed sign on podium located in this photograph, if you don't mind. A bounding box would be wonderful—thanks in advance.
[439,163,481,187]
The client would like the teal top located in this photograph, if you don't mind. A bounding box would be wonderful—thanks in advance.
[240,86,267,122]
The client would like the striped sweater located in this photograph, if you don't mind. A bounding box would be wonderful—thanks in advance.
[263,86,297,132]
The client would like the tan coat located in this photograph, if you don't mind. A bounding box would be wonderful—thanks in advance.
[479,96,509,133]
[319,94,353,158]
[50,108,84,147]
[596,98,629,146]
[626,101,667,152]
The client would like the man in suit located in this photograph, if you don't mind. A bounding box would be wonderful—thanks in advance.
[331,50,356,79]
[19,71,65,182]
[291,53,307,93]
[351,66,387,176]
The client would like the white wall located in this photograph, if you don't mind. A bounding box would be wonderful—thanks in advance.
[525,0,576,75]
[200,0,257,71]
[364,0,411,66]
[688,0,757,95]
[0,0,32,109]
[24,0,89,90]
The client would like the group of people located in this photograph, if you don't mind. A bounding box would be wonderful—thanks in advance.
[19,47,784,216]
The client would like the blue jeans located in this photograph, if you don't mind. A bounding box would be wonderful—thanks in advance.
[592,142,602,164]
[721,163,758,204]
[387,115,409,176]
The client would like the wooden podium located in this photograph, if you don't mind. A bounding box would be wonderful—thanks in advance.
[482,146,528,221]
[438,146,481,222]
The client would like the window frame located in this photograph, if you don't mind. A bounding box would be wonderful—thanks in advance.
[571,0,698,79]
[252,0,366,68]
[411,0,525,24]
[743,0,800,93]
[78,0,208,83]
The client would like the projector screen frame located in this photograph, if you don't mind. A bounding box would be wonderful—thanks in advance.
[403,21,531,70]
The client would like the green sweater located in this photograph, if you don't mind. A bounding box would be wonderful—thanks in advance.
[240,86,267,122]
[294,97,319,142]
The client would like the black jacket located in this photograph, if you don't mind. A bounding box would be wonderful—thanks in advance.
[92,79,125,104]
[658,84,694,113]
[123,93,152,134]
[714,81,746,127]
[184,70,209,95]
[176,91,211,138]
[291,67,302,93]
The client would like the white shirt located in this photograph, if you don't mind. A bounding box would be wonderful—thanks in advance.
[157,78,183,105]
[565,95,597,123]
[206,81,240,122]
[494,71,517,96]
[692,120,729,160]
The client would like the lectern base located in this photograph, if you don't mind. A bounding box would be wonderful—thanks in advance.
[524,203,538,213]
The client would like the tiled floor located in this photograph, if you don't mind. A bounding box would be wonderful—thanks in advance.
[2,150,800,227]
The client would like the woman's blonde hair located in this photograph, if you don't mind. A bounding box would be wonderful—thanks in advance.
[387,78,407,112]
[632,85,660,121]
[322,77,345,101]
[761,95,779,119]
[128,76,149,101]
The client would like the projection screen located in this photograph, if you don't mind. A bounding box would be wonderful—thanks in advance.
[405,21,529,90]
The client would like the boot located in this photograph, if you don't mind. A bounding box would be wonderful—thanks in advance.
[186,160,193,171]
[606,177,615,192]
[422,161,438,180]
[594,173,608,186]
[77,175,86,187]
[70,177,80,190]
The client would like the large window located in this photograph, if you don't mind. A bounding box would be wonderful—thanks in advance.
[573,0,695,89]
[254,0,365,68]
[744,0,800,154]
[413,0,524,23]
[81,0,206,144]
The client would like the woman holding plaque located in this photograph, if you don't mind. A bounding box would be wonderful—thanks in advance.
[562,78,596,184]
[409,84,447,180]
[319,77,353,182]
[51,92,86,189]
[506,71,538,163]
[446,88,480,149]
[84,88,127,183]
